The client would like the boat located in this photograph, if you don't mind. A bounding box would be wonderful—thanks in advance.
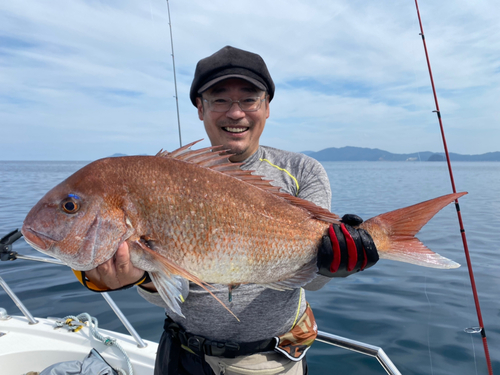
[0,314,157,375]
[0,228,403,375]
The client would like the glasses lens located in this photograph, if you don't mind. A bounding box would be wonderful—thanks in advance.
[206,97,262,112]
[239,97,261,111]
[210,98,231,112]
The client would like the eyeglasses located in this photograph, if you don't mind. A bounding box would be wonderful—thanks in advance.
[203,96,266,113]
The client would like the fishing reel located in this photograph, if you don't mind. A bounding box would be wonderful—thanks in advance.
[0,229,22,261]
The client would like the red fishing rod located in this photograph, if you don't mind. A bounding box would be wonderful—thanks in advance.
[413,1,494,374]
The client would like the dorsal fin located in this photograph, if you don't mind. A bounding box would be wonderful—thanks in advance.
[156,140,340,224]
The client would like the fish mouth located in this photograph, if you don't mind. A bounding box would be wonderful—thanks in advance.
[21,227,56,253]
[222,126,249,134]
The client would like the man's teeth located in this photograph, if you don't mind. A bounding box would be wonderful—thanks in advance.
[224,127,248,133]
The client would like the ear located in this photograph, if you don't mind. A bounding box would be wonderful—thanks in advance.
[196,97,204,120]
[265,97,270,119]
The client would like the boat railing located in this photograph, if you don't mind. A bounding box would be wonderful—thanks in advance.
[1,230,402,374]
[316,331,402,375]
[0,251,148,348]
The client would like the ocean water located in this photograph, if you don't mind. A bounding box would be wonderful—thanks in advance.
[0,160,499,374]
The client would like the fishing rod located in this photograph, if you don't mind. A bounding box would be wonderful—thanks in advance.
[165,0,182,147]
[413,1,493,374]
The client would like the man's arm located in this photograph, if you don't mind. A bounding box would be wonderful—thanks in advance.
[295,158,378,290]
[293,159,334,291]
[295,158,332,211]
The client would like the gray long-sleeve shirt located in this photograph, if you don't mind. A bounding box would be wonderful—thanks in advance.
[138,145,332,342]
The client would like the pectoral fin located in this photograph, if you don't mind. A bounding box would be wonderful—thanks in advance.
[149,271,189,317]
[134,239,239,321]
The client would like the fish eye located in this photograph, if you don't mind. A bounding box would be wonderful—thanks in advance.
[61,197,80,214]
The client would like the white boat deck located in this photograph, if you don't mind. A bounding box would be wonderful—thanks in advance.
[0,314,157,375]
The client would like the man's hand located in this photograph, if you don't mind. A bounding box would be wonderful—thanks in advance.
[84,242,157,292]
[317,214,379,278]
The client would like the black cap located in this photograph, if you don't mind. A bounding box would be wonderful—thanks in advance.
[190,46,275,106]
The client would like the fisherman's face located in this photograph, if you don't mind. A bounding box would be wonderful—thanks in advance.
[196,78,270,162]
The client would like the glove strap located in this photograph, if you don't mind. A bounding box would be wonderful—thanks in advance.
[339,224,358,271]
[328,225,341,273]
[72,269,151,292]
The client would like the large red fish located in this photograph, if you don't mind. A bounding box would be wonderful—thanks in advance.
[22,141,464,317]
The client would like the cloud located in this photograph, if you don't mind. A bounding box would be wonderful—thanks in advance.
[1,0,499,160]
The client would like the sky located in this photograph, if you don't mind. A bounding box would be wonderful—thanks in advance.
[1,0,499,160]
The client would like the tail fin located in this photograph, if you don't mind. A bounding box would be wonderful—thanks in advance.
[361,192,467,269]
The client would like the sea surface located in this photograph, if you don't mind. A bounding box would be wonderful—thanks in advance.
[0,160,499,374]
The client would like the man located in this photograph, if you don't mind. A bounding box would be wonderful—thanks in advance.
[83,46,378,374]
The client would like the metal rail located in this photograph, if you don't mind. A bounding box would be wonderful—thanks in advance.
[0,253,148,348]
[316,330,402,375]
[14,254,65,265]
[102,292,148,348]
[0,276,38,324]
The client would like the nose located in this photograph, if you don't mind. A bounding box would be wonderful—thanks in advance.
[225,102,246,120]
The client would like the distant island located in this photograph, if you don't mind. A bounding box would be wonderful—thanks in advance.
[109,148,500,162]
[109,153,128,157]
[302,146,500,162]
[109,153,148,157]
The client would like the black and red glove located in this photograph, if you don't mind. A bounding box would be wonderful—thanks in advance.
[317,214,379,277]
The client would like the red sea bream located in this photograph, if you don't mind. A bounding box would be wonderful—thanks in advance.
[22,141,464,317]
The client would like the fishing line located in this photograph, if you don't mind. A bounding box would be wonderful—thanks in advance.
[164,0,182,147]
[423,275,434,375]
[460,253,481,375]
[406,7,440,372]
[469,329,480,375]
[387,0,479,368]
[149,0,155,22]
[413,1,494,374]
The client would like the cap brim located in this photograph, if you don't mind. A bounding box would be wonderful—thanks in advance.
[198,74,267,94]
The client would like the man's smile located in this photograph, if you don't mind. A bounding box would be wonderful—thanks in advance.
[223,127,249,133]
